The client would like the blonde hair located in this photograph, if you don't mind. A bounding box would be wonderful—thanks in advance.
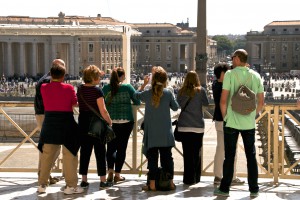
[151,66,167,108]
[83,65,101,84]
[178,71,201,97]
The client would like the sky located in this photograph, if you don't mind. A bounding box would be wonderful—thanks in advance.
[1,0,299,35]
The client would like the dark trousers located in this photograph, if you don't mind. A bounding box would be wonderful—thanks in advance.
[79,133,106,176]
[78,112,106,176]
[219,126,259,193]
[106,121,134,173]
[147,147,174,180]
[181,132,203,184]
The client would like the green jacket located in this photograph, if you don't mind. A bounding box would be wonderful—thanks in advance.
[102,83,140,121]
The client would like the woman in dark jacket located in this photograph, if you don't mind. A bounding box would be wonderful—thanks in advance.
[176,71,209,185]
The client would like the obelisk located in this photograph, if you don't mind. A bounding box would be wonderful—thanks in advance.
[196,0,207,87]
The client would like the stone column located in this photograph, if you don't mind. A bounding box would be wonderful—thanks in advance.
[69,42,75,76]
[19,42,25,76]
[122,26,131,84]
[31,42,37,76]
[7,42,12,76]
[44,42,50,73]
[196,0,207,87]
[73,37,80,76]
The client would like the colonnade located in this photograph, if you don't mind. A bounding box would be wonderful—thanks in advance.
[0,38,76,77]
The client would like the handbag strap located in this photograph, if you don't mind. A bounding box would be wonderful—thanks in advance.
[178,97,192,119]
[78,85,107,124]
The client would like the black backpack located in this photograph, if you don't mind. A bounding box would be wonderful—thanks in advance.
[147,167,172,191]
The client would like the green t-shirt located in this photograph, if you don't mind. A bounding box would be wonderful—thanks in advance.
[222,67,264,130]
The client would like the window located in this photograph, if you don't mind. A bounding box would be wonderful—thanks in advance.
[156,45,161,52]
[271,43,276,53]
[168,30,171,33]
[282,43,288,52]
[167,45,172,52]
[295,43,300,51]
[88,57,93,62]
[157,30,160,33]
[167,64,171,68]
[145,44,150,52]
[78,44,81,52]
[88,43,94,53]
[282,55,287,60]
[146,30,150,33]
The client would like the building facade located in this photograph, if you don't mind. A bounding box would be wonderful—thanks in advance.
[0,13,217,78]
[246,20,300,74]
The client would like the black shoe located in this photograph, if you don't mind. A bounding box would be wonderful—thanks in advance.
[99,181,113,189]
[80,181,89,188]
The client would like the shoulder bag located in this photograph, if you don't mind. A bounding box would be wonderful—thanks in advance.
[79,86,116,144]
[173,97,192,142]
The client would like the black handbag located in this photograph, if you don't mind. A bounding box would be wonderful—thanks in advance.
[173,97,192,142]
[88,114,116,144]
[147,167,172,191]
[79,86,116,144]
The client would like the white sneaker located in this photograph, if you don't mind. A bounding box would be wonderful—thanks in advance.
[64,186,84,195]
[37,185,47,193]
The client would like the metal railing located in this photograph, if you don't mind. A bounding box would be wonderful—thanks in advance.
[0,101,299,184]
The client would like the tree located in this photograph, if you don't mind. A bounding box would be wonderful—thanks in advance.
[212,35,233,55]
[233,38,246,50]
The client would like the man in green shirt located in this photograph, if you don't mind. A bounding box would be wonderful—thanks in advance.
[214,49,264,198]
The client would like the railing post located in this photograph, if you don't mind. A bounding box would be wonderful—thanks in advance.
[132,105,138,173]
[273,105,280,184]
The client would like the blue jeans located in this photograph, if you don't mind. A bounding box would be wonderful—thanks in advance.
[219,125,259,193]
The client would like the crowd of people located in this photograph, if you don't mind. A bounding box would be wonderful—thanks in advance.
[33,48,270,198]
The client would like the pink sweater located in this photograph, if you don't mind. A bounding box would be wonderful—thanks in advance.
[41,81,77,112]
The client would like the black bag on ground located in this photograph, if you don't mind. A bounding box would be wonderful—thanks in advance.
[88,115,116,144]
[147,167,172,191]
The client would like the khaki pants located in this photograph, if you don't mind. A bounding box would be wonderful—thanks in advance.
[36,114,61,177]
[213,121,238,179]
[38,144,78,187]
